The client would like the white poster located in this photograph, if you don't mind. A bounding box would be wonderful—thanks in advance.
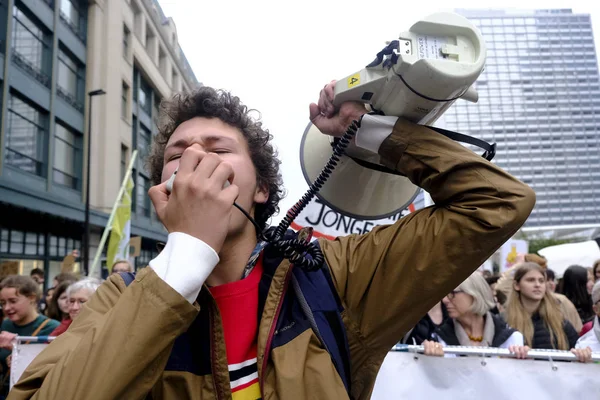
[291,198,415,239]
[498,239,528,272]
[10,342,49,389]
[372,351,599,400]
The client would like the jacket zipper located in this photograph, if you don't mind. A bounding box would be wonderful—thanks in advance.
[260,265,294,398]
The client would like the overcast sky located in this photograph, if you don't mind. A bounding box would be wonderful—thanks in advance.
[159,1,600,223]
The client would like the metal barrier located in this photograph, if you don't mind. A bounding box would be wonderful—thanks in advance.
[392,344,600,362]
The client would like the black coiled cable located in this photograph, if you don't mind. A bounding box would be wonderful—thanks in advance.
[261,120,361,271]
[234,120,360,271]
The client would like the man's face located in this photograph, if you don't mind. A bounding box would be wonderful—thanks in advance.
[161,117,268,237]
[31,274,44,285]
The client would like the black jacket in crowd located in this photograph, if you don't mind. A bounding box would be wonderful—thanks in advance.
[402,303,449,345]
[530,313,579,350]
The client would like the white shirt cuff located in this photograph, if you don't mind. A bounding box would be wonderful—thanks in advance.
[355,114,399,153]
[149,232,219,304]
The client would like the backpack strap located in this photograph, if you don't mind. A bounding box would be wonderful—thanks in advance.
[291,265,352,394]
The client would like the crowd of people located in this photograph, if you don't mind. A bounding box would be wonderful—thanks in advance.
[0,82,596,399]
[403,256,599,361]
[0,260,133,396]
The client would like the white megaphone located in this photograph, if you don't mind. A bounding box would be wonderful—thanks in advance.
[300,12,487,220]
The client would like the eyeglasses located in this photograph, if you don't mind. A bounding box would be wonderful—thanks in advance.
[447,290,464,300]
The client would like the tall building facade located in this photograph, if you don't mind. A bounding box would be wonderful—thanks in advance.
[0,0,197,283]
[442,9,600,229]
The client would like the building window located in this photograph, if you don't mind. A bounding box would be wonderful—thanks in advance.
[53,121,83,190]
[153,94,161,126]
[123,25,130,59]
[171,70,179,92]
[5,93,48,177]
[59,0,86,42]
[138,76,152,115]
[137,123,151,163]
[145,28,156,61]
[11,5,52,87]
[122,82,129,119]
[57,47,85,112]
[121,145,128,181]
[136,173,151,217]
[159,46,167,76]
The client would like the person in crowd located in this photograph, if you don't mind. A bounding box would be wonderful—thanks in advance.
[495,289,508,315]
[111,260,134,275]
[51,272,79,289]
[30,268,47,314]
[0,276,59,379]
[40,287,55,317]
[46,279,77,322]
[29,269,44,287]
[497,260,583,333]
[44,287,55,307]
[505,263,591,362]
[485,275,500,291]
[11,83,535,399]
[558,265,595,324]
[423,272,527,358]
[576,281,600,351]
[46,281,76,335]
[401,302,448,345]
[50,279,102,337]
[593,260,600,283]
[545,269,557,293]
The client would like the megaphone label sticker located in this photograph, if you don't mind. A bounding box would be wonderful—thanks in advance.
[347,73,360,88]
[416,35,448,60]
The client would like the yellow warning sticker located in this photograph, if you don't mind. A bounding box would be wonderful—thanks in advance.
[347,73,360,88]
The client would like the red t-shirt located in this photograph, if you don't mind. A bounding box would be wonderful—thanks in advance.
[209,259,262,399]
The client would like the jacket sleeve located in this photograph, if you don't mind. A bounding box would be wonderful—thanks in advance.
[319,118,535,355]
[8,268,199,400]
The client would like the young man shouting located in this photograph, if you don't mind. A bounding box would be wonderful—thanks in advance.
[10,81,534,399]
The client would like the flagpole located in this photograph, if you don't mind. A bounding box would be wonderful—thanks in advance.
[89,150,138,278]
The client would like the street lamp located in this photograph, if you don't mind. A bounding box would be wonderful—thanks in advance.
[83,89,106,276]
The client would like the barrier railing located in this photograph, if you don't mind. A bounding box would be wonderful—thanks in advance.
[392,344,600,362]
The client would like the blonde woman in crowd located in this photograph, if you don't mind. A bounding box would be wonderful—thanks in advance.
[496,254,583,333]
[505,263,591,362]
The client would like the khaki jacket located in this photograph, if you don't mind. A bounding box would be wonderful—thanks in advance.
[10,119,535,399]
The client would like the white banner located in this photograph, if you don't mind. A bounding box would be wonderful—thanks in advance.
[10,342,49,389]
[291,198,415,239]
[372,351,599,400]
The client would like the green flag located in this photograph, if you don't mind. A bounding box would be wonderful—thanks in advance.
[106,176,134,273]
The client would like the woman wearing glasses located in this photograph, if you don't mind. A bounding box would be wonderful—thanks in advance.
[423,272,529,358]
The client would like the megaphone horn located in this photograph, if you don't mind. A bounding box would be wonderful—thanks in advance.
[300,122,420,220]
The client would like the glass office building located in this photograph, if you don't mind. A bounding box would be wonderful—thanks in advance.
[441,9,600,228]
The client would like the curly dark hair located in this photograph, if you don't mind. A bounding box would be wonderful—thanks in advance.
[147,86,284,233]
